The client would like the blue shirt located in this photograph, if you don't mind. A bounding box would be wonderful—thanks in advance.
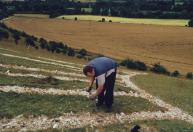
[87,57,117,77]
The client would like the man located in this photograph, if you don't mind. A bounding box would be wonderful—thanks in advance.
[83,57,117,112]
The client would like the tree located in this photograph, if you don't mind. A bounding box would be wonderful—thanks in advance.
[188,19,193,27]
[49,41,58,53]
[67,48,75,56]
[120,59,147,71]
[135,61,147,71]
[78,48,87,56]
[186,72,193,80]
[151,63,170,75]
[0,29,9,40]
[102,18,105,22]
[171,70,180,77]
[12,33,20,44]
[25,37,35,47]
[39,38,48,49]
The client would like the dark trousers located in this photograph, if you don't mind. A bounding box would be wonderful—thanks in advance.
[96,69,117,108]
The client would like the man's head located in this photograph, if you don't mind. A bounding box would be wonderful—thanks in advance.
[83,65,95,77]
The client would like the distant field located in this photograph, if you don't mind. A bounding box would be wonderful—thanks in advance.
[58,15,189,26]
[4,16,193,73]
[14,14,49,18]
[131,74,193,115]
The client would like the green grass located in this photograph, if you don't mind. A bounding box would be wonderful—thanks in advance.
[0,73,87,90]
[115,84,135,93]
[0,92,163,118]
[0,53,78,73]
[0,72,126,90]
[131,74,193,115]
[0,47,83,69]
[58,15,188,26]
[0,92,93,118]
[0,66,34,74]
[59,120,193,132]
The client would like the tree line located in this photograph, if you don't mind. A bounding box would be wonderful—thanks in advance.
[0,0,193,19]
[0,23,89,58]
[119,59,193,80]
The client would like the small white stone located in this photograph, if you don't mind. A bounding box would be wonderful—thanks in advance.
[53,124,59,129]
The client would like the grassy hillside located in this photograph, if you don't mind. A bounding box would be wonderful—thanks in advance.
[131,74,193,115]
[3,15,193,73]
[0,34,163,117]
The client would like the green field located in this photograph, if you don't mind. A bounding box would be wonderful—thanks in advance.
[58,15,189,26]
[131,74,193,115]
[0,92,163,118]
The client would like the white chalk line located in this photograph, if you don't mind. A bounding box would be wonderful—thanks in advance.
[120,72,193,124]
[1,111,191,131]
[0,63,83,77]
[38,56,84,67]
[0,85,138,97]
[0,63,124,84]
[0,71,89,82]
[0,47,19,53]
[0,53,81,71]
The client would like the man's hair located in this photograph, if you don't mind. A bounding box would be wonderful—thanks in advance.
[83,65,93,76]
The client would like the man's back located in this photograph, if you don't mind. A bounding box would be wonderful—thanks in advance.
[87,57,117,77]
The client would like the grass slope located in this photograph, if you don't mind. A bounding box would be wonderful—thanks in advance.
[0,92,163,118]
[0,73,87,90]
[131,74,193,115]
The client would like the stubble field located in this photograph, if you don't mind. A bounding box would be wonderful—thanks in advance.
[4,16,193,73]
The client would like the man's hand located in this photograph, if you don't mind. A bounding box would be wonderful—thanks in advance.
[86,86,92,93]
[89,94,97,100]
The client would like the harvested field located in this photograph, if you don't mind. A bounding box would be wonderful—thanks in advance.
[4,16,193,73]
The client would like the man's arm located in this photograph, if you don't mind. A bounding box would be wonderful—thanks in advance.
[87,76,95,92]
[95,85,104,96]
[89,85,104,100]
[89,74,105,99]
